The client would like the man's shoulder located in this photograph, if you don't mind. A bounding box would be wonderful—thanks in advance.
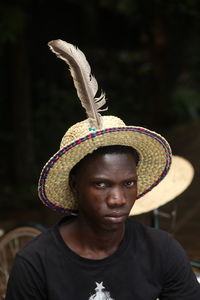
[127,218,190,271]
[127,218,173,250]
[16,216,73,262]
[16,226,56,261]
[128,217,171,237]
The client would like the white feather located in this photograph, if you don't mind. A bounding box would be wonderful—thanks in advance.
[48,39,107,129]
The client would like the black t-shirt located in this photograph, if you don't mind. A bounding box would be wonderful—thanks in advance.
[5,217,200,299]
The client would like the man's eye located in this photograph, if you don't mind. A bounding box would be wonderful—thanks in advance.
[124,181,135,187]
[94,182,106,188]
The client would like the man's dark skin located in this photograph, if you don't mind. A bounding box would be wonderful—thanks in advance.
[59,151,138,260]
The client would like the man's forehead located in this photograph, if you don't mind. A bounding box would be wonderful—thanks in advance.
[77,152,137,175]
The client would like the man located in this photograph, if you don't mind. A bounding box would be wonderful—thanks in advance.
[6,40,200,299]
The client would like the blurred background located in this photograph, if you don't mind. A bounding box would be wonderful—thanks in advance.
[0,0,200,261]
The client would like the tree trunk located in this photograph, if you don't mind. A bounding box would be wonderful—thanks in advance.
[9,33,35,191]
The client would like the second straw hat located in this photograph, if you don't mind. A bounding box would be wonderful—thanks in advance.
[130,155,194,215]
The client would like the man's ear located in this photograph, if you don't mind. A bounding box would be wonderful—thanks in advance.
[69,174,78,197]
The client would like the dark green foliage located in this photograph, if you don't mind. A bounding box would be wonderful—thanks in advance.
[1,0,200,208]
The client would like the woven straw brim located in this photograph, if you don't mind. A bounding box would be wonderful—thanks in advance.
[38,126,171,212]
[130,155,194,215]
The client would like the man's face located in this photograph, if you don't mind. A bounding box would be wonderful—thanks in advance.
[70,152,138,231]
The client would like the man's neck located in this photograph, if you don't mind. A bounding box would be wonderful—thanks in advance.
[59,217,126,259]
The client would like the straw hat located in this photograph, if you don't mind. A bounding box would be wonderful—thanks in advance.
[130,155,194,215]
[38,39,172,213]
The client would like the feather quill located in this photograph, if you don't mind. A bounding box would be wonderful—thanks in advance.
[48,39,107,129]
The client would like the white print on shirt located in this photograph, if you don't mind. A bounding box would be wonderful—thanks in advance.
[89,282,115,300]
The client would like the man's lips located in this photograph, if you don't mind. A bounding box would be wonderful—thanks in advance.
[104,213,128,223]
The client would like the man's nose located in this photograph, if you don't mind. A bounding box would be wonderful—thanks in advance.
[107,187,126,207]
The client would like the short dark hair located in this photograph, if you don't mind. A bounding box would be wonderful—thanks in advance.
[70,145,139,177]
